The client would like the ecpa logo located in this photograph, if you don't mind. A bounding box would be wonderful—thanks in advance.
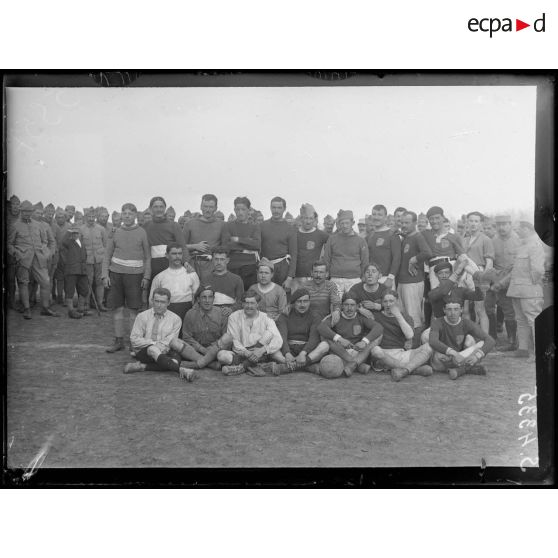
[468,13,546,37]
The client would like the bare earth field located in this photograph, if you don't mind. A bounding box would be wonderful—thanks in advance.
[6,307,539,469]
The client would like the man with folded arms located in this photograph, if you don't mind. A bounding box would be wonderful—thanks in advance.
[123,287,195,381]
[169,285,232,372]
[222,196,261,291]
[317,293,383,377]
[429,295,495,380]
[274,288,330,374]
[369,291,433,382]
[205,247,245,316]
[298,260,342,321]
[217,290,284,376]
[323,209,369,295]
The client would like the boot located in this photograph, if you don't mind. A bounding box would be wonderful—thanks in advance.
[501,320,518,351]
[67,299,82,319]
[78,296,93,316]
[106,337,125,353]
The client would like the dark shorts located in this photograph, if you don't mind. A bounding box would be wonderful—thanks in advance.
[168,301,192,322]
[135,346,181,364]
[64,274,89,299]
[107,271,143,310]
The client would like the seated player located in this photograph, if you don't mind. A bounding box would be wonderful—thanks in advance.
[296,260,341,321]
[369,291,433,381]
[429,295,495,379]
[317,293,383,377]
[169,285,232,371]
[148,243,200,321]
[250,258,288,321]
[217,289,284,376]
[206,247,244,316]
[274,288,330,374]
[427,260,485,320]
[347,262,388,313]
[58,224,93,319]
[124,287,196,381]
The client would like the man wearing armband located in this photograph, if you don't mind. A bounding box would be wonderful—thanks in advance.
[429,294,495,380]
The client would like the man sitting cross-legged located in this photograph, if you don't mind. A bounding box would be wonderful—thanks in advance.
[217,289,284,376]
[124,287,196,381]
[428,295,495,380]
[369,291,434,382]
[273,288,330,375]
[317,293,383,377]
[169,285,233,373]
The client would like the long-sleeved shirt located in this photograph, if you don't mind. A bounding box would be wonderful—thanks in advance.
[149,267,200,304]
[222,221,261,267]
[130,308,182,351]
[372,311,414,349]
[421,230,464,261]
[181,305,228,350]
[428,278,484,318]
[143,218,188,259]
[463,232,494,268]
[507,234,546,299]
[58,233,88,275]
[303,279,341,320]
[8,218,54,269]
[323,231,369,278]
[80,222,107,264]
[492,233,520,274]
[276,309,321,355]
[250,283,287,321]
[183,217,225,256]
[429,316,495,355]
[367,228,402,278]
[347,282,388,306]
[260,219,297,277]
[318,312,383,344]
[295,228,329,277]
[226,310,283,354]
[102,224,151,278]
[207,271,244,308]
[398,231,432,283]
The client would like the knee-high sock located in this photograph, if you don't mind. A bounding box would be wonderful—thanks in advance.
[114,307,125,337]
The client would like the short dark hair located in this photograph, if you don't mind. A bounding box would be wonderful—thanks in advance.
[372,204,387,215]
[467,211,484,221]
[202,194,218,205]
[270,196,286,208]
[404,211,417,222]
[234,196,251,209]
[121,203,137,213]
[211,246,229,257]
[364,262,382,274]
[382,289,399,300]
[312,260,328,271]
[394,207,407,215]
[152,287,171,301]
[149,196,166,208]
[242,289,262,303]
[166,243,183,254]
[195,284,216,299]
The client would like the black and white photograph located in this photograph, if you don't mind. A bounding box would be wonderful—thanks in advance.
[3,72,554,481]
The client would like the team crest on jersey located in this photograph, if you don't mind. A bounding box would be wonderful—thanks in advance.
[456,334,465,346]
[404,244,410,253]
[376,237,385,246]
[441,239,450,249]
[306,241,315,250]
[353,324,362,336]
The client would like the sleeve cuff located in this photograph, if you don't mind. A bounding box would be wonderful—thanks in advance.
[333,334,341,342]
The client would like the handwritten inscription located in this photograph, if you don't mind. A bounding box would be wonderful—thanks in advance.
[517,389,538,471]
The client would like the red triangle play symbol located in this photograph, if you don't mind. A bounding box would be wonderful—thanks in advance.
[516,19,530,31]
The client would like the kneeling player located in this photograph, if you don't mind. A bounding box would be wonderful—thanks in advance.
[370,291,434,382]
[217,289,284,376]
[317,293,383,377]
[274,288,330,375]
[169,285,233,373]
[124,287,196,381]
[429,295,495,380]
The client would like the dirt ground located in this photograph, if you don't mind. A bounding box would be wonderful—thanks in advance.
[6,306,540,469]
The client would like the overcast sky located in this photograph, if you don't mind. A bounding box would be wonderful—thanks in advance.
[7,85,537,221]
